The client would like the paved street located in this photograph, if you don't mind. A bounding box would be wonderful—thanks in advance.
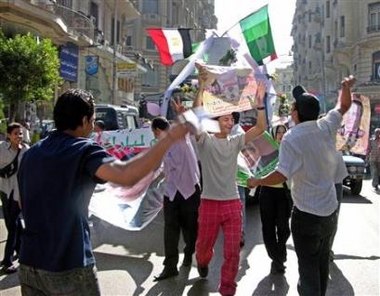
[1,179,379,296]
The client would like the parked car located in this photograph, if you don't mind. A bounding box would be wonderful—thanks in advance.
[95,104,139,131]
[342,153,366,195]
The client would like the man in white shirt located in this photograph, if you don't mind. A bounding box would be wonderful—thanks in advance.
[248,75,355,296]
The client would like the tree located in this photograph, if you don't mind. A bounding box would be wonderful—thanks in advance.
[0,31,61,121]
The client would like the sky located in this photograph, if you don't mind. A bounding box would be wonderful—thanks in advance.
[214,0,297,72]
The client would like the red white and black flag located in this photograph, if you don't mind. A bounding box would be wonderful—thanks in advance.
[146,28,192,66]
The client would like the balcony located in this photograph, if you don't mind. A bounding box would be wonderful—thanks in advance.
[367,25,380,33]
[0,0,93,45]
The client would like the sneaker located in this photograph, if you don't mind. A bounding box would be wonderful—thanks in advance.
[197,265,208,278]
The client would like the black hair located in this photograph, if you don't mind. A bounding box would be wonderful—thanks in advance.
[53,89,95,131]
[95,120,105,130]
[7,122,22,134]
[232,112,240,125]
[271,124,287,139]
[151,116,170,131]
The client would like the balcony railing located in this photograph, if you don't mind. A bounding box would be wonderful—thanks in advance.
[367,25,380,33]
[28,1,95,40]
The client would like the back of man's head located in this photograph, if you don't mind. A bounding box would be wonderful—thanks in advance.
[151,116,170,131]
[292,85,320,122]
[54,89,95,131]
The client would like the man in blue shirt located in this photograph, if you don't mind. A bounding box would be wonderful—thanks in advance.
[17,89,189,296]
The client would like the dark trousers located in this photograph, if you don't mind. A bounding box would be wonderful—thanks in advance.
[291,207,337,296]
[259,186,291,265]
[163,185,201,269]
[0,191,22,267]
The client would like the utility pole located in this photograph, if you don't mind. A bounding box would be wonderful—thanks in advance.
[112,0,118,105]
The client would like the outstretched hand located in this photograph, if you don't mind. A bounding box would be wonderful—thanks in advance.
[341,75,355,89]
[255,80,267,108]
[171,97,187,115]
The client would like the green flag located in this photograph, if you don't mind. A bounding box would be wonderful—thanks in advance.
[238,5,277,65]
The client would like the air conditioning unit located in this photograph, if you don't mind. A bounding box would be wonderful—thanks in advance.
[149,14,157,19]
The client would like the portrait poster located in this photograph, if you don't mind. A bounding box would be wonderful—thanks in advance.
[201,65,265,116]
[336,94,371,155]
[237,131,279,187]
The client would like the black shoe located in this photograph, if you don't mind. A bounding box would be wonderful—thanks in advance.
[2,265,17,274]
[153,268,178,281]
[240,236,245,248]
[182,254,192,267]
[197,265,208,278]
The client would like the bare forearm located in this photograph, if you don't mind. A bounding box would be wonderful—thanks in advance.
[248,171,286,188]
[245,109,267,143]
[96,133,174,186]
[337,84,352,115]
[193,86,204,108]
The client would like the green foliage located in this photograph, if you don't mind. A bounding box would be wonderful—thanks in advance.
[0,31,62,120]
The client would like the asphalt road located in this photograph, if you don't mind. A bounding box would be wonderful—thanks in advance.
[1,179,379,295]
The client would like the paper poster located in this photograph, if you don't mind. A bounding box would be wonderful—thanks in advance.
[89,128,164,231]
[201,65,265,116]
[336,94,371,155]
[241,131,279,179]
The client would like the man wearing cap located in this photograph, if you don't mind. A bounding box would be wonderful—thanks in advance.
[248,75,355,296]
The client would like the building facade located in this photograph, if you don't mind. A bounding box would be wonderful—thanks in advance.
[291,0,380,127]
[0,0,216,108]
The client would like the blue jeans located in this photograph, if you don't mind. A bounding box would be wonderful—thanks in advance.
[19,264,100,296]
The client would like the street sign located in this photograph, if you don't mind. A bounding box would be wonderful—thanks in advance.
[117,62,137,77]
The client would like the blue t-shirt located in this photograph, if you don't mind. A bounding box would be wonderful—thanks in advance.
[18,131,114,272]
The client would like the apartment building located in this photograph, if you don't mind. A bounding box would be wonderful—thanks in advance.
[291,0,380,126]
[0,0,216,107]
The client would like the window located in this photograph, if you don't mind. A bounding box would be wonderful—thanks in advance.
[326,35,331,53]
[308,35,312,48]
[146,37,155,50]
[125,36,132,46]
[373,51,380,80]
[368,2,380,32]
[142,0,158,14]
[111,18,120,45]
[90,2,99,27]
[142,68,159,87]
[326,1,330,18]
[340,16,345,37]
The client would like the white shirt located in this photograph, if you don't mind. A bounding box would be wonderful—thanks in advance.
[0,141,29,202]
[276,110,342,216]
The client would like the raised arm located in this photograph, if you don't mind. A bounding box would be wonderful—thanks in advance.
[95,123,188,186]
[335,75,356,115]
[244,80,268,143]
[193,64,208,108]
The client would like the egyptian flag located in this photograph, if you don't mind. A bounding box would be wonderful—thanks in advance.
[146,28,192,66]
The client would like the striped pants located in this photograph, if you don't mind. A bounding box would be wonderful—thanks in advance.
[196,198,242,296]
